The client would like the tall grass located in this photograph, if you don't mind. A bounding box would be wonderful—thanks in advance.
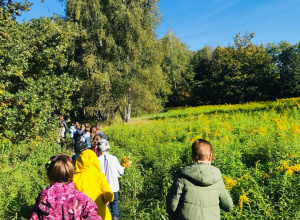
[1,97,300,219]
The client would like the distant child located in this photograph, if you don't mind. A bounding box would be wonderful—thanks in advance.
[90,125,97,140]
[59,123,66,149]
[91,134,102,157]
[96,123,108,140]
[97,139,130,220]
[83,124,91,148]
[72,124,85,147]
[59,115,68,137]
[73,149,114,220]
[69,123,76,140]
[29,154,101,220]
[166,139,233,220]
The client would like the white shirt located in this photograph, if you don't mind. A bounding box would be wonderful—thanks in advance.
[98,154,124,192]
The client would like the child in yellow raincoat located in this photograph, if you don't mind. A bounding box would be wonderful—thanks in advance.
[73,147,114,220]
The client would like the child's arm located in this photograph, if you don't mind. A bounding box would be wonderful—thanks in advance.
[113,156,125,177]
[166,175,184,220]
[219,179,233,212]
[99,172,114,203]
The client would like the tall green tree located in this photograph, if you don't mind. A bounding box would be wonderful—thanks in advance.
[66,0,169,122]
[267,41,300,98]
[192,32,276,104]
[160,30,194,106]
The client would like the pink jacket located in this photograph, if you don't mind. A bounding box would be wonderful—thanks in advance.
[29,182,101,220]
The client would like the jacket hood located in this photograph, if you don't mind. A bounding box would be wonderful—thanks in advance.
[181,162,222,186]
[75,149,100,173]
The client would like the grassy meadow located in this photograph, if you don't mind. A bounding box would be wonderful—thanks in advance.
[1,98,300,219]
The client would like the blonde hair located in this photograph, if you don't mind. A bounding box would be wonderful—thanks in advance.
[45,154,74,184]
[191,139,212,161]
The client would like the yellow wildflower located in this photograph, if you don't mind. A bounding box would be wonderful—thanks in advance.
[225,135,230,143]
[238,188,250,210]
[259,127,268,136]
[223,175,237,190]
[122,156,132,168]
[287,164,300,177]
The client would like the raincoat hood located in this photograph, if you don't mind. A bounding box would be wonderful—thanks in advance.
[181,162,222,186]
[75,149,101,173]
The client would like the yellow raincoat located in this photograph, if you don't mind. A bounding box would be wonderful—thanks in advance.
[73,149,114,220]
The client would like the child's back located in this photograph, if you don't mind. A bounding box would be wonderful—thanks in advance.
[166,139,233,220]
[29,154,101,220]
[98,153,124,192]
[73,149,114,220]
[30,182,101,220]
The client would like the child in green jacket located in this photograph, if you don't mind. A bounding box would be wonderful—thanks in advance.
[166,139,233,220]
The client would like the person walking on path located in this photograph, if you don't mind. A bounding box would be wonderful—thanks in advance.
[73,148,114,220]
[97,138,131,220]
[59,115,68,138]
[166,139,233,220]
[29,154,101,220]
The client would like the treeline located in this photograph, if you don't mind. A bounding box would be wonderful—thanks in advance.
[0,0,300,143]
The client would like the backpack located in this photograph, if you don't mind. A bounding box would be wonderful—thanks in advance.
[74,130,87,154]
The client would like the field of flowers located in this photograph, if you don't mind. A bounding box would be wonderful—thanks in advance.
[1,97,300,219]
[106,97,300,219]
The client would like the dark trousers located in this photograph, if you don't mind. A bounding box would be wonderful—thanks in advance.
[108,192,119,219]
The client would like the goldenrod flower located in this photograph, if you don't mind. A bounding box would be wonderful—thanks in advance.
[122,156,132,168]
[223,175,237,190]
[238,188,250,210]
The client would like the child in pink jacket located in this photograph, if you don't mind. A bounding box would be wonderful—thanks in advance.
[29,154,101,220]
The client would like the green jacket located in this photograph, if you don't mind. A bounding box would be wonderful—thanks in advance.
[166,162,233,220]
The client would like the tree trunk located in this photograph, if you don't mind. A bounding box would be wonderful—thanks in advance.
[125,88,131,122]
[125,102,131,122]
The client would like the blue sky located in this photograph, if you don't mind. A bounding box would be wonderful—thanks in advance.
[17,0,300,51]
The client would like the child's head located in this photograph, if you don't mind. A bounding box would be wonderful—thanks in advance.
[85,124,91,133]
[97,138,110,153]
[75,123,81,129]
[90,125,97,134]
[45,154,74,184]
[96,123,102,131]
[59,122,64,128]
[92,134,102,149]
[191,139,213,162]
[59,115,64,121]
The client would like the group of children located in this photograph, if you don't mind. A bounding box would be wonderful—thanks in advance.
[31,116,234,220]
[31,117,128,220]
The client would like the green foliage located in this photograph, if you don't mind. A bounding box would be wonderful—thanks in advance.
[104,97,300,219]
[267,41,300,98]
[0,3,79,142]
[1,98,300,219]
[160,30,194,106]
[0,139,65,219]
[192,32,277,105]
[66,0,168,122]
